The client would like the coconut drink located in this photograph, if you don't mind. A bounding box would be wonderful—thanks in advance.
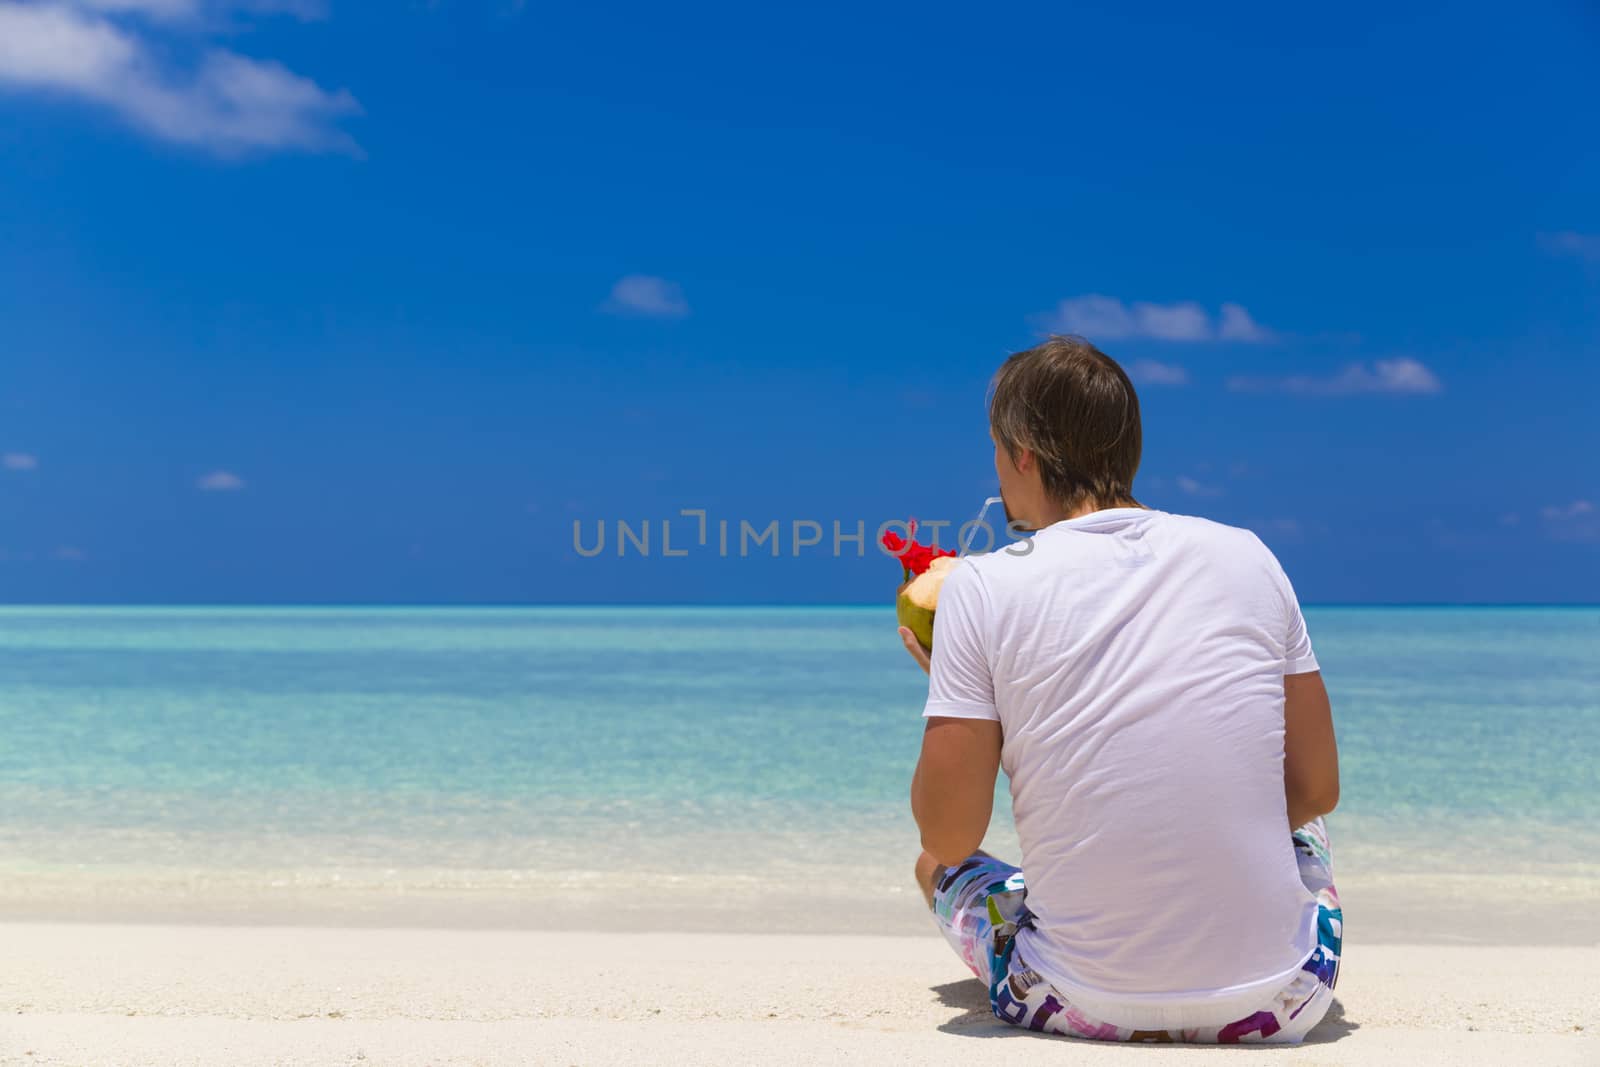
[897,554,959,650]
[883,522,958,651]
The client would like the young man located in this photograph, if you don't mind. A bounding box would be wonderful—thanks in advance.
[898,336,1342,1044]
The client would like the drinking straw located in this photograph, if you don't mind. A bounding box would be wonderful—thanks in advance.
[960,495,1005,555]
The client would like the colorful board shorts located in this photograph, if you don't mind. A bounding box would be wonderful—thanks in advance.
[930,819,1343,1044]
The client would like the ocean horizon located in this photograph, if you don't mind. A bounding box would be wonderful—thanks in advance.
[4,601,1599,608]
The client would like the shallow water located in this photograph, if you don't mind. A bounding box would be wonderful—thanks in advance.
[1,606,1595,903]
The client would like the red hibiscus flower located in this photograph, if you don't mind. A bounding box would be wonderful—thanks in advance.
[883,519,956,579]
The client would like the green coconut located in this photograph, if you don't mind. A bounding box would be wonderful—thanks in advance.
[896,555,959,651]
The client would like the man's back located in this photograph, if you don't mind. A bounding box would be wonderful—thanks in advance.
[926,507,1321,1029]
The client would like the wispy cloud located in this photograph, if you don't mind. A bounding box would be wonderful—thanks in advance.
[1175,475,1222,497]
[1539,499,1599,543]
[2,451,38,470]
[196,469,245,490]
[1247,517,1306,543]
[0,0,359,155]
[1217,303,1275,342]
[603,274,690,318]
[1538,231,1600,262]
[71,0,326,18]
[1127,359,1189,387]
[1541,500,1594,520]
[1227,358,1442,396]
[1034,295,1277,344]
[75,0,194,17]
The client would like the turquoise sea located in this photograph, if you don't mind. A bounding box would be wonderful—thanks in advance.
[1,606,1597,925]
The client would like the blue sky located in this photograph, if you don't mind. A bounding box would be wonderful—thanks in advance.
[1,0,1596,604]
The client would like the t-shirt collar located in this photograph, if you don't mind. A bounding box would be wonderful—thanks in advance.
[1040,506,1158,534]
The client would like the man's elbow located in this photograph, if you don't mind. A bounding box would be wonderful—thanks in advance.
[1308,773,1340,816]
[1289,779,1340,823]
[910,784,986,866]
[920,830,983,868]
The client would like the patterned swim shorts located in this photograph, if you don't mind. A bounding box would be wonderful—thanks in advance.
[929,819,1343,1044]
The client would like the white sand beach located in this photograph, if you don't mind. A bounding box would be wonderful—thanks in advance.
[3,919,1595,1066]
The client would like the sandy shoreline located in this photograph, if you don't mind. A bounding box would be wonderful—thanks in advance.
[3,922,1595,1066]
[1,868,1596,944]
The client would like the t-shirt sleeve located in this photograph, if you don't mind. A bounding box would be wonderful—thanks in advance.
[922,561,1000,721]
[1263,547,1319,675]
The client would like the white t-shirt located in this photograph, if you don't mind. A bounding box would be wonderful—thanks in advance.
[924,507,1322,1031]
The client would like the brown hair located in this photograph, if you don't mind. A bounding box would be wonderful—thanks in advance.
[989,335,1142,510]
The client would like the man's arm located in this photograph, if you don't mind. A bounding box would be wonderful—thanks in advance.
[1284,670,1339,830]
[911,716,1002,866]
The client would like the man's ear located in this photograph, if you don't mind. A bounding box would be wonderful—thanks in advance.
[1014,448,1035,474]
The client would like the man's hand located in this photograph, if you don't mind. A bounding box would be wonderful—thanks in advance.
[897,626,931,674]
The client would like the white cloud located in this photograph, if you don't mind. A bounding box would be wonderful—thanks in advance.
[73,0,198,18]
[1539,500,1599,543]
[1175,475,1221,497]
[2,452,38,470]
[1035,295,1276,344]
[1132,301,1211,341]
[603,274,690,318]
[1227,358,1442,396]
[1217,302,1276,343]
[1127,359,1188,386]
[196,469,245,490]
[1247,517,1304,542]
[1538,231,1600,262]
[1356,358,1442,393]
[0,0,359,155]
[71,0,325,18]
[1541,500,1595,520]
